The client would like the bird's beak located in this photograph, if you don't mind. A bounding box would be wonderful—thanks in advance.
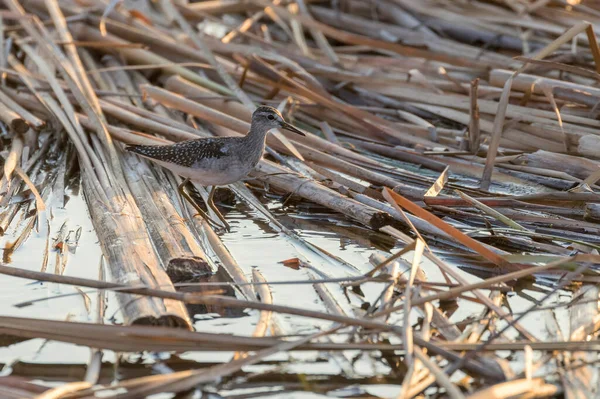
[281,121,305,136]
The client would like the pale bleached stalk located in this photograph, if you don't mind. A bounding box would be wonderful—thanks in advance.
[35,381,92,399]
[0,97,28,133]
[402,238,425,366]
[0,88,44,129]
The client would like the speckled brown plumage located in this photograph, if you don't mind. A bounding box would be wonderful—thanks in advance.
[126,137,237,168]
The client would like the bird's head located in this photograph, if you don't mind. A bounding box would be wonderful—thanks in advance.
[252,106,305,136]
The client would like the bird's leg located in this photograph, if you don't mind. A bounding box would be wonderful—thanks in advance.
[207,186,231,232]
[177,179,221,229]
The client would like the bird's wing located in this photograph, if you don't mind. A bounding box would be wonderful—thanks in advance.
[126,138,231,167]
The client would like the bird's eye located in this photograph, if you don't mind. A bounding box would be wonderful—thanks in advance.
[267,115,275,120]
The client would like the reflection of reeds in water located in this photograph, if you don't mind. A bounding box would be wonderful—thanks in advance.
[0,0,598,397]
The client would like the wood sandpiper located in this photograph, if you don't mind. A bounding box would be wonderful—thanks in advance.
[126,106,305,231]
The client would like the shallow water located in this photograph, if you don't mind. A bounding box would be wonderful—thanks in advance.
[0,182,566,396]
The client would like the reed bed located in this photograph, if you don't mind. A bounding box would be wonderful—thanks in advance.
[0,0,599,397]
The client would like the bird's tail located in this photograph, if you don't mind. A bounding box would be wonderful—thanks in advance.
[125,144,169,161]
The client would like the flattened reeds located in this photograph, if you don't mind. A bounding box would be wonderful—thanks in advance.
[0,0,600,398]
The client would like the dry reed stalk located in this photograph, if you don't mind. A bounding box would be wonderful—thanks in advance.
[103,98,204,136]
[232,268,273,360]
[0,96,28,133]
[254,160,394,229]
[143,84,249,131]
[309,274,356,377]
[0,310,505,381]
[0,132,22,200]
[468,78,481,153]
[0,263,225,309]
[466,378,559,399]
[250,268,272,337]
[0,87,43,129]
[585,204,600,221]
[564,285,600,398]
[0,377,49,397]
[5,4,191,329]
[221,7,266,44]
[34,382,91,399]
[511,150,600,181]
[72,329,337,398]
[197,218,258,302]
[186,0,260,15]
[98,99,200,141]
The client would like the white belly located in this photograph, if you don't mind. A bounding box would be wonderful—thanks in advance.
[152,159,252,186]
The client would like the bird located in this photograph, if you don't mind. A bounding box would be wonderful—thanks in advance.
[126,106,305,231]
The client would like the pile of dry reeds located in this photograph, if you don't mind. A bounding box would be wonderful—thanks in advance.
[0,0,599,398]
